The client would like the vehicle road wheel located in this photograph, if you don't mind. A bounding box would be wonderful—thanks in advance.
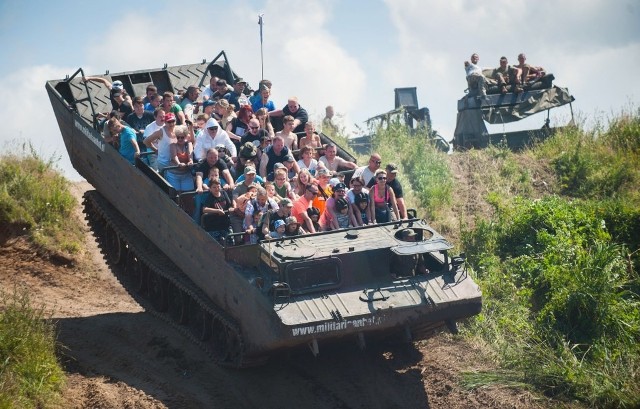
[105,224,125,265]
[148,271,168,312]
[210,318,243,367]
[188,302,210,341]
[167,284,188,325]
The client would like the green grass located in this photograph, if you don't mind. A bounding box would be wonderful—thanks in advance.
[372,110,640,407]
[0,290,65,408]
[0,141,81,254]
[0,143,80,407]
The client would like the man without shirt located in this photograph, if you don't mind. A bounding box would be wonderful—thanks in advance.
[318,143,357,175]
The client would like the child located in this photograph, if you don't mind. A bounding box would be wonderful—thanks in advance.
[335,198,351,229]
[355,192,370,225]
[268,219,286,239]
[246,209,262,244]
[284,216,306,236]
[306,206,321,232]
[203,167,225,190]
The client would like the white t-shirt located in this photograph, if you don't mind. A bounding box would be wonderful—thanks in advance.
[297,158,318,173]
[143,121,162,150]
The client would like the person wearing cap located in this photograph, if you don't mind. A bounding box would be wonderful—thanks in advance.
[352,153,382,188]
[283,153,299,181]
[201,99,216,118]
[321,182,356,230]
[318,143,357,175]
[82,76,132,110]
[284,216,306,237]
[243,186,279,239]
[261,197,294,238]
[292,184,318,233]
[275,115,298,151]
[312,167,333,218]
[161,91,186,125]
[268,97,309,135]
[144,111,178,172]
[224,78,247,110]
[385,163,408,219]
[267,219,287,240]
[228,166,259,238]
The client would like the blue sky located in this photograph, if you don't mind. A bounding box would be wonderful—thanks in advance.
[0,0,638,180]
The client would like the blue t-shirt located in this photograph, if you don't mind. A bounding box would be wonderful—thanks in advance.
[251,99,276,113]
[119,127,137,164]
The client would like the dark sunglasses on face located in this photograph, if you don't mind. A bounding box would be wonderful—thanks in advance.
[208,126,219,131]
[377,177,386,180]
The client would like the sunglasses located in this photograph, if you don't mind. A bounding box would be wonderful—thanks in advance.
[373,160,382,165]
[166,120,176,124]
[177,136,185,140]
[208,126,219,131]
[377,177,387,180]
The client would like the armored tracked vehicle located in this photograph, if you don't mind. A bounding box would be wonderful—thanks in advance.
[46,51,482,367]
[454,71,575,150]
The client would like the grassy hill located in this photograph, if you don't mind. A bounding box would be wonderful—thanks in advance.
[368,109,640,407]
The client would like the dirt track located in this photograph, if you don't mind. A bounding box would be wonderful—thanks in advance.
[0,181,545,409]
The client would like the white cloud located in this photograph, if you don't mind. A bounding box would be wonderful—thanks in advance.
[0,64,82,180]
[382,0,640,139]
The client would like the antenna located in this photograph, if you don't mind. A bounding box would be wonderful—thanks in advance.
[258,14,265,80]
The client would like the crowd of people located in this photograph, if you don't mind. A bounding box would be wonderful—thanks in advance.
[464,52,546,97]
[82,74,407,244]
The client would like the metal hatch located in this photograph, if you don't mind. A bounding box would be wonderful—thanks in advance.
[390,238,453,256]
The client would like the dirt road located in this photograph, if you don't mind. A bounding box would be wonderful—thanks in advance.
[0,182,543,409]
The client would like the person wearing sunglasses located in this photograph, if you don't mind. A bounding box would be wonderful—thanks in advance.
[143,112,178,172]
[352,153,382,188]
[195,117,237,161]
[292,184,319,233]
[369,169,399,224]
[166,125,194,192]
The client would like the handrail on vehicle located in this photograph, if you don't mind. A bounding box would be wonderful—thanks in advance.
[65,67,99,131]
